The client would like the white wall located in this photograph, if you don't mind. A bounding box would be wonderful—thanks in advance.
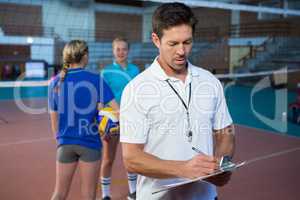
[231,10,240,37]
[142,6,157,42]
[42,0,95,42]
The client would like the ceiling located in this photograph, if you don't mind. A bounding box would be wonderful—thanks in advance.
[95,0,297,7]
[93,0,300,16]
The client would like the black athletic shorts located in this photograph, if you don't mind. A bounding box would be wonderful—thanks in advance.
[57,145,101,163]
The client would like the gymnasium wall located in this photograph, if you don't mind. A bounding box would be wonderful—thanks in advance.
[0,2,43,36]
[239,11,300,37]
[192,7,231,41]
[95,12,142,42]
[191,7,231,71]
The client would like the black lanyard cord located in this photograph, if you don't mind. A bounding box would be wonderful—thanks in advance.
[165,80,191,111]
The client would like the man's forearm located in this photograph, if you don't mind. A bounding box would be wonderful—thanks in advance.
[213,125,235,159]
[122,144,185,179]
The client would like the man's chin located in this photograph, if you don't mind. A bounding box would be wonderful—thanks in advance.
[170,65,187,74]
[173,62,187,69]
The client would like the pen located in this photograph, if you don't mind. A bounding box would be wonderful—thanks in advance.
[192,147,204,154]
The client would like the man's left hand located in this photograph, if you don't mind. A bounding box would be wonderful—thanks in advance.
[204,171,232,187]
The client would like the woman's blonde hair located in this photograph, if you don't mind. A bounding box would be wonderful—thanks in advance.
[60,40,88,82]
[112,36,129,49]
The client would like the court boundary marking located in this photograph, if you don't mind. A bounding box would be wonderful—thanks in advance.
[0,80,49,88]
[0,68,299,88]
[0,116,8,124]
[0,137,53,147]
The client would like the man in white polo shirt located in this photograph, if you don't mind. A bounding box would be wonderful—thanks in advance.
[120,2,235,200]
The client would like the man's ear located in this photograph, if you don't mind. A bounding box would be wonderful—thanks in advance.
[152,33,160,49]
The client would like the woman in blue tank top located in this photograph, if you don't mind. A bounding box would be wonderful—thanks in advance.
[49,40,118,200]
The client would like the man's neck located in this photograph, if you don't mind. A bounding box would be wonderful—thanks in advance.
[157,57,188,82]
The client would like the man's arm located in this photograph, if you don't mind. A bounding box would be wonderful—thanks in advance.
[213,124,235,159]
[122,142,219,180]
[205,124,235,187]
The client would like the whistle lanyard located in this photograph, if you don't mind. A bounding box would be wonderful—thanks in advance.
[166,80,193,142]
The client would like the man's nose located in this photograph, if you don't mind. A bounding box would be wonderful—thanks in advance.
[176,44,185,56]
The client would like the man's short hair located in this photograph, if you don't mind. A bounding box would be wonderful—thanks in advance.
[152,2,198,39]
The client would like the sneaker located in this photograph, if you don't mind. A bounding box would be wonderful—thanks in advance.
[102,196,111,200]
[127,192,136,200]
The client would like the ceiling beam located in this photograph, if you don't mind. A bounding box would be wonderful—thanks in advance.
[142,0,300,16]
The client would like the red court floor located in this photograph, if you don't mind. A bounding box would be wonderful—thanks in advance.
[1,99,300,200]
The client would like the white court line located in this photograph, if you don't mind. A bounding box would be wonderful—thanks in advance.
[216,68,300,79]
[0,80,49,88]
[0,137,54,147]
[0,116,8,124]
[0,69,299,87]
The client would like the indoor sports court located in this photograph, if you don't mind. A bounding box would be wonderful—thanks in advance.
[1,0,300,200]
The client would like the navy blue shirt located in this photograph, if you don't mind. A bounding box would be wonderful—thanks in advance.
[49,68,114,150]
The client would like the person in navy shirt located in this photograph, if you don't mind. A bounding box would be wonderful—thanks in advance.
[100,37,140,200]
[49,40,119,200]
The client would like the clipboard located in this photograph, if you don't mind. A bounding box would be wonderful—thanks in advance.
[152,147,300,194]
[152,161,245,194]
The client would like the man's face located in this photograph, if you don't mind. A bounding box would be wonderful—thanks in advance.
[113,40,129,64]
[152,24,193,73]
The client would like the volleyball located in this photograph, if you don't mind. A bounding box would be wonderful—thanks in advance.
[97,107,119,141]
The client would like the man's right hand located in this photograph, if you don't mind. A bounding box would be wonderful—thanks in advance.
[180,154,219,179]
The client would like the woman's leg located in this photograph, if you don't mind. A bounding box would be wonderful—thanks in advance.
[51,145,79,200]
[79,159,101,200]
[101,136,119,176]
[100,135,119,198]
[51,161,78,200]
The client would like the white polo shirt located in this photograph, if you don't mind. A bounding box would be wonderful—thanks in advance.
[120,58,233,200]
